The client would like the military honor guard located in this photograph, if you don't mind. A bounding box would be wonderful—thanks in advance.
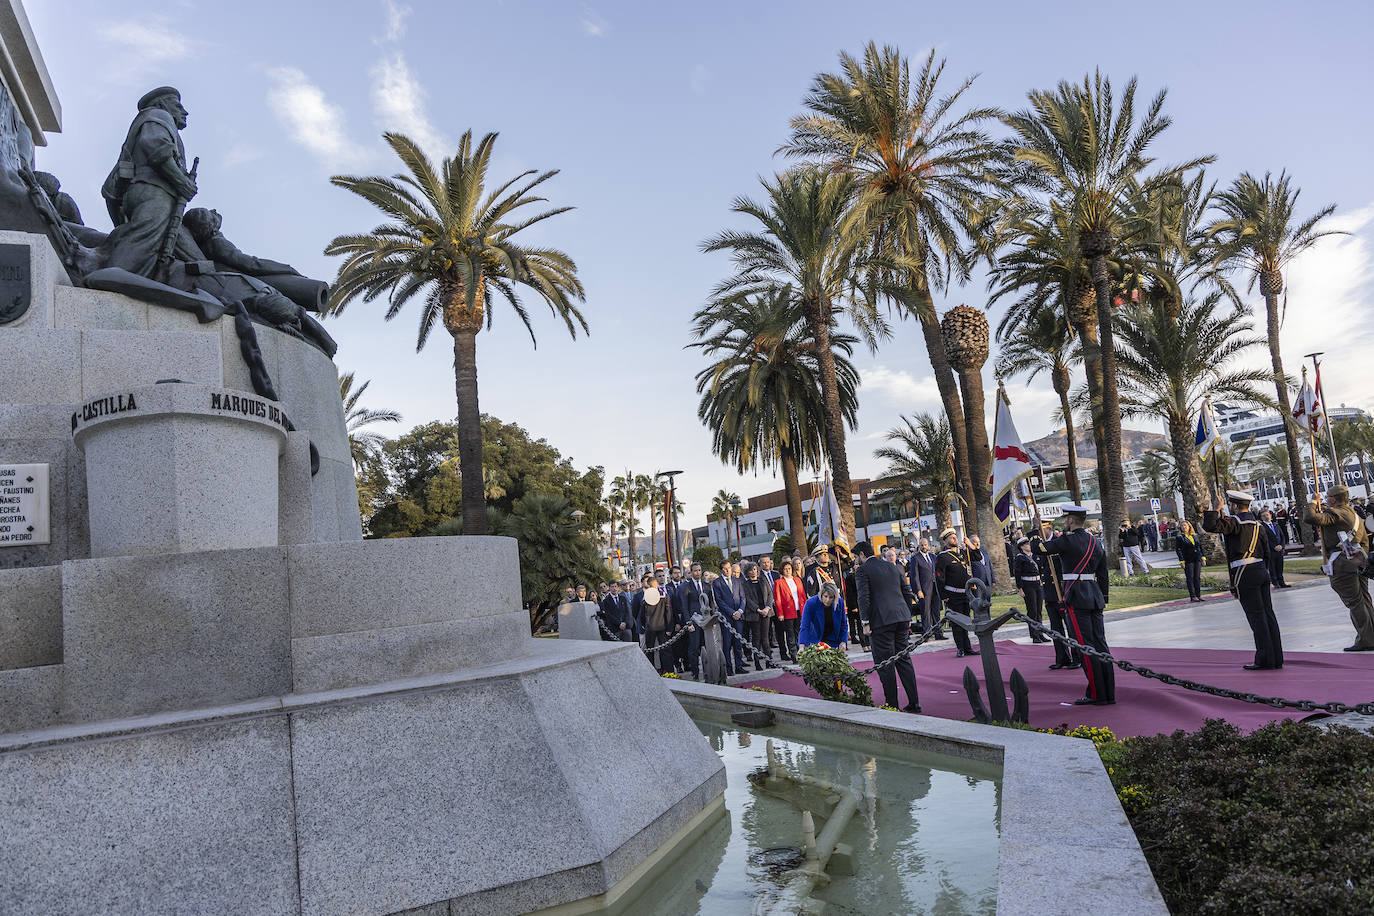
[1039,505,1114,705]
[1203,490,1283,670]
[1012,537,1051,644]
[934,528,978,658]
[1303,485,1374,652]
[1032,521,1081,669]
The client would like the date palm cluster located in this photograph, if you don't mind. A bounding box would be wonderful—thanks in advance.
[695,44,1341,566]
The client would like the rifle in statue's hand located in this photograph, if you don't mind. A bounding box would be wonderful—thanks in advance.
[154,156,198,284]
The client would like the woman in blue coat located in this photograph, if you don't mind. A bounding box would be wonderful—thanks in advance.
[797,581,849,650]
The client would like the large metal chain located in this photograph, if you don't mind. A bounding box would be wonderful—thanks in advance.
[1012,612,1374,716]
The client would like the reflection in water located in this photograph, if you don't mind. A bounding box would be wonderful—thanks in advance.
[616,713,1000,915]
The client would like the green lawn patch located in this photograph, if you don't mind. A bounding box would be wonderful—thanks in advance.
[989,584,1191,617]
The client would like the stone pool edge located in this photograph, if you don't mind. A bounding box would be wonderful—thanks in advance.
[668,681,1168,916]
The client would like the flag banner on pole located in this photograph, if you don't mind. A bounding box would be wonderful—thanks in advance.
[947,448,968,507]
[1195,398,1224,460]
[1293,377,1326,433]
[991,394,1034,524]
[816,470,848,549]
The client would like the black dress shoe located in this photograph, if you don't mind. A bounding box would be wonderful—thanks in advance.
[902,704,922,713]
[933,633,948,640]
[1343,645,1374,652]
[1073,697,1101,706]
[956,650,969,658]
[1049,663,1069,669]
[1242,664,1272,670]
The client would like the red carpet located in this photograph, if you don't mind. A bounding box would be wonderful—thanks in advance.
[741,642,1374,737]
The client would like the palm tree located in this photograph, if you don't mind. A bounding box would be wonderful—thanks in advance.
[1332,418,1374,495]
[782,43,1001,512]
[995,305,1081,502]
[711,490,741,556]
[703,167,884,546]
[1135,450,1172,499]
[872,413,959,534]
[1249,441,1292,489]
[339,371,401,467]
[693,288,860,545]
[326,131,586,536]
[1004,72,1211,557]
[610,472,649,567]
[940,304,1009,586]
[1210,171,1342,549]
[1113,292,1271,559]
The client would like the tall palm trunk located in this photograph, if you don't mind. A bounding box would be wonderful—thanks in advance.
[1068,290,1110,508]
[447,280,489,536]
[1053,362,1083,504]
[451,326,486,536]
[1087,250,1125,557]
[915,297,975,512]
[956,369,1011,589]
[807,295,856,542]
[1263,287,1316,554]
[780,447,807,551]
[1167,412,1225,563]
[627,506,639,568]
[934,498,953,535]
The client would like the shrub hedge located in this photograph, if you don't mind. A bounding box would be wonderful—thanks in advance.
[1103,719,1374,915]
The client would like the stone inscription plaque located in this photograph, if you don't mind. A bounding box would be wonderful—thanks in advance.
[0,243,30,325]
[0,463,50,547]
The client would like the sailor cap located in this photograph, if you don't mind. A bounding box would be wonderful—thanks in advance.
[1225,490,1253,504]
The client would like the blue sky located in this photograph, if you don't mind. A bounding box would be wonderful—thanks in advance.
[28,0,1374,527]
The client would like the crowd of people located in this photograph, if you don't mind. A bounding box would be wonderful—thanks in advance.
[559,488,1374,714]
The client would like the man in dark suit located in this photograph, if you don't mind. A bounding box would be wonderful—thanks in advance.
[855,540,922,712]
[908,537,944,639]
[711,561,746,674]
[1259,509,1290,588]
[600,582,634,641]
[680,562,712,678]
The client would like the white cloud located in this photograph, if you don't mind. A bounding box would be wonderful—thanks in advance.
[97,20,205,82]
[580,5,608,37]
[380,0,411,42]
[1274,201,1374,413]
[860,365,937,405]
[370,53,448,157]
[689,63,711,95]
[264,67,369,169]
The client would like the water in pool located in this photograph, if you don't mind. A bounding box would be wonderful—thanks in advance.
[617,712,1001,915]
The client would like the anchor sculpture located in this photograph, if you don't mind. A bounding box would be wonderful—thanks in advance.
[943,578,1030,724]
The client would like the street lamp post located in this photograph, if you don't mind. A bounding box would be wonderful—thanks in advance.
[657,470,684,568]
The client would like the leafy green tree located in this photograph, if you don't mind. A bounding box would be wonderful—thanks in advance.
[1004,72,1210,556]
[326,131,586,536]
[693,287,858,543]
[609,472,651,567]
[783,43,1000,513]
[1210,170,1343,549]
[365,415,604,538]
[1332,417,1374,495]
[1249,441,1292,488]
[703,166,885,546]
[871,413,958,533]
[692,544,724,573]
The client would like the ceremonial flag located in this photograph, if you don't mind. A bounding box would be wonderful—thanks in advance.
[815,470,848,549]
[1293,377,1325,433]
[1195,398,1223,460]
[991,391,1035,524]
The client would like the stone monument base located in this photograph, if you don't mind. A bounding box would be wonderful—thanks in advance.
[0,639,724,916]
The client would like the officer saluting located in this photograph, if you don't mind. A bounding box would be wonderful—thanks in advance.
[934,528,978,658]
[1040,505,1113,705]
[1203,490,1283,670]
[1031,520,1081,670]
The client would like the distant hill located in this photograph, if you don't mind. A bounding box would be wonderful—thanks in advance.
[1025,427,1170,467]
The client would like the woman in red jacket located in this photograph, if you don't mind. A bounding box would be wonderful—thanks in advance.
[772,558,805,662]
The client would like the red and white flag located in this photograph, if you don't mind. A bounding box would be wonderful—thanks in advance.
[992,392,1035,524]
[1293,378,1325,433]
